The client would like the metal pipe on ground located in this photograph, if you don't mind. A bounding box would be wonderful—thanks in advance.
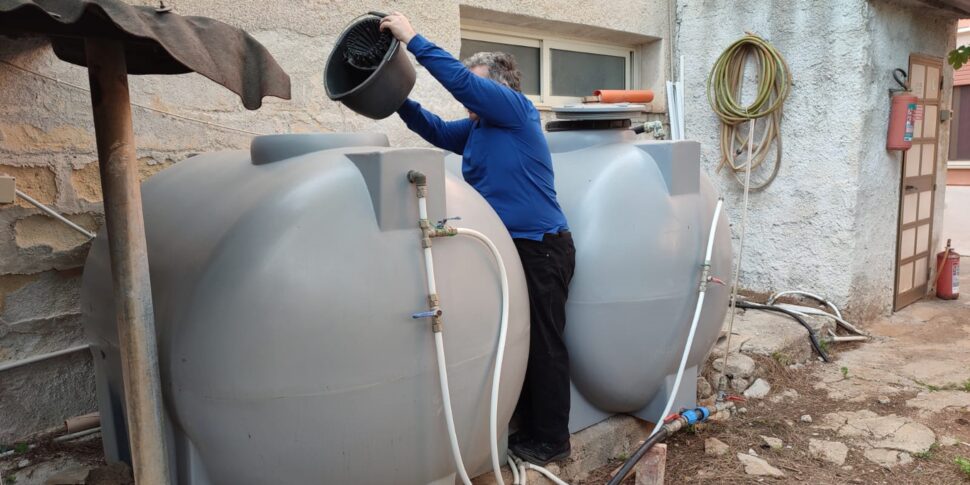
[85,38,171,484]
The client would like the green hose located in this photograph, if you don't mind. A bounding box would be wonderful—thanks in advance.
[707,34,792,189]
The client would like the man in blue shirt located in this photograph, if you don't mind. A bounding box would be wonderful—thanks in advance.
[381,13,575,465]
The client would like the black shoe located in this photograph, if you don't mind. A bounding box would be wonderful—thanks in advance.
[509,437,571,466]
[508,431,529,448]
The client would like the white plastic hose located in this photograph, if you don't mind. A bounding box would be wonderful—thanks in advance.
[526,463,570,485]
[417,195,472,485]
[508,453,521,484]
[648,198,724,437]
[456,227,510,485]
[434,331,472,485]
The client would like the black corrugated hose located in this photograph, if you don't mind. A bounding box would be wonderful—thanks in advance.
[735,300,830,362]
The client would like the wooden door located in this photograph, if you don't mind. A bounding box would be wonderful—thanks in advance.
[894,54,943,310]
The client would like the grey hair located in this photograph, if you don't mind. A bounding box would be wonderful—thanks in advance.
[462,52,522,92]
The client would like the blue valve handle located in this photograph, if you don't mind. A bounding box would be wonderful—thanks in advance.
[412,309,442,319]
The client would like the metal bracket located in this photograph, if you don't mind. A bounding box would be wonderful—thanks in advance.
[0,175,14,204]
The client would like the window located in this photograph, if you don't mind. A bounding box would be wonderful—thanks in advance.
[459,29,636,106]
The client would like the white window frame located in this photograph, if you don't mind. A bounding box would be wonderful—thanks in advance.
[460,27,637,108]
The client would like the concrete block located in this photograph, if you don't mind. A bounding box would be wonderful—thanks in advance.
[1,268,82,325]
[0,350,95,442]
[14,213,98,251]
[634,443,666,485]
[712,308,834,363]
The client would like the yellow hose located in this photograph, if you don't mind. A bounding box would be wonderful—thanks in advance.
[707,34,792,190]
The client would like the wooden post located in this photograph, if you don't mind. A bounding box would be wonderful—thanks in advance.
[85,38,171,484]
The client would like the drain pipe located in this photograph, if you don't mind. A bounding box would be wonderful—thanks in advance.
[607,402,736,485]
[408,171,473,485]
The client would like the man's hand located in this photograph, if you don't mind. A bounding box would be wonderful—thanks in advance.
[379,12,417,45]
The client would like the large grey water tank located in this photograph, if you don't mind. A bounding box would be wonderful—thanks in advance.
[80,133,530,485]
[551,129,731,432]
[444,110,732,432]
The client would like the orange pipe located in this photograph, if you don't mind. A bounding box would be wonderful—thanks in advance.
[593,89,654,103]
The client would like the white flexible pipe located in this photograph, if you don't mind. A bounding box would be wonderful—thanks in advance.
[767,290,843,319]
[508,453,521,485]
[526,463,570,485]
[419,198,438,297]
[416,195,472,485]
[455,227,509,485]
[434,332,472,485]
[648,198,724,437]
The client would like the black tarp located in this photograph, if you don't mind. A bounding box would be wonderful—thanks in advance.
[0,0,290,109]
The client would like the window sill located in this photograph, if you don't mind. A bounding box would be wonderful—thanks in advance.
[534,103,658,113]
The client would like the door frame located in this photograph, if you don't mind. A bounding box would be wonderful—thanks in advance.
[893,53,944,311]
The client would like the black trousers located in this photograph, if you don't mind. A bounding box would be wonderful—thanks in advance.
[513,231,575,444]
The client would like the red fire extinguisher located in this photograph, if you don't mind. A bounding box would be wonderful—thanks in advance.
[936,239,960,300]
[887,91,918,151]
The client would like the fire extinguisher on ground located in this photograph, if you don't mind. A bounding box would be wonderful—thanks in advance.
[936,239,960,300]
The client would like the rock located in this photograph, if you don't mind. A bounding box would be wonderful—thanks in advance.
[864,448,913,468]
[17,459,30,468]
[44,467,91,485]
[748,448,758,456]
[86,462,134,485]
[730,377,751,393]
[712,353,757,380]
[769,389,799,403]
[878,396,891,405]
[819,410,935,454]
[906,391,970,414]
[705,438,730,457]
[761,436,783,450]
[800,414,813,423]
[809,439,849,465]
[738,407,748,414]
[784,419,795,427]
[941,436,959,447]
[841,465,853,471]
[697,376,713,399]
[744,378,771,399]
[737,453,785,477]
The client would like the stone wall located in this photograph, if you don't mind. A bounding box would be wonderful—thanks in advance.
[0,0,667,441]
[675,0,955,321]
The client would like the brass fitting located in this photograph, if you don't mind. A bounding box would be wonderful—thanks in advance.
[431,314,443,333]
[430,225,458,238]
[699,263,711,291]
[428,294,439,307]
[407,170,427,186]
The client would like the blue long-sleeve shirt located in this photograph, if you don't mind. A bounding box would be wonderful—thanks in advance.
[397,34,568,241]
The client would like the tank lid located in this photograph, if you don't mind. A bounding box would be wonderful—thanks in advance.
[552,103,647,121]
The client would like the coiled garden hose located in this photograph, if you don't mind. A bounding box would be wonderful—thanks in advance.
[707,34,792,190]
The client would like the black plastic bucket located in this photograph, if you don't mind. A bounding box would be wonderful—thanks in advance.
[324,13,416,120]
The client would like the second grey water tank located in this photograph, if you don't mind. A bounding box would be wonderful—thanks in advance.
[446,107,732,432]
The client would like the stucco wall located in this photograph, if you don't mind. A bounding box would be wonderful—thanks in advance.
[853,1,954,317]
[0,0,667,441]
[675,0,954,321]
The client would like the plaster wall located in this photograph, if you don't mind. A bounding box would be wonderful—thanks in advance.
[675,0,954,320]
[0,0,667,441]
